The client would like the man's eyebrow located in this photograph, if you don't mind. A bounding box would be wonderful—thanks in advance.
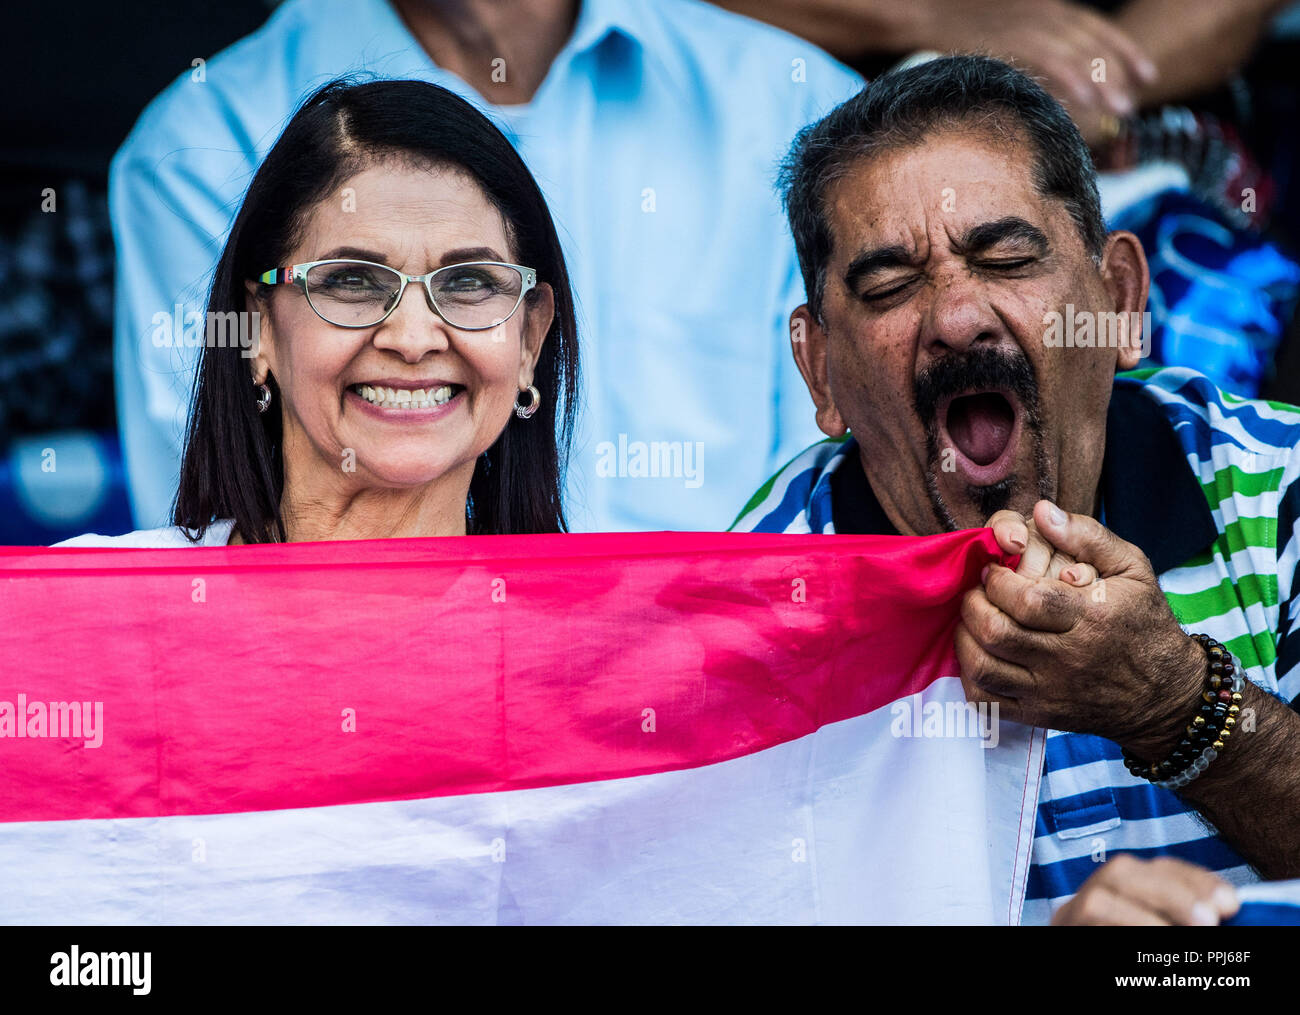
[842,218,1049,289]
[844,244,921,289]
[955,217,1050,257]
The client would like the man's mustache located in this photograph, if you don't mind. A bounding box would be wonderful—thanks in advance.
[913,348,1041,429]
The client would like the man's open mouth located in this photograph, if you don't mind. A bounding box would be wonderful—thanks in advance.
[937,389,1022,484]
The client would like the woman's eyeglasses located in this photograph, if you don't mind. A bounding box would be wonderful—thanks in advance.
[256,259,537,331]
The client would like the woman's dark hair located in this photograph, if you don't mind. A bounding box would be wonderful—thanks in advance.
[174,77,579,541]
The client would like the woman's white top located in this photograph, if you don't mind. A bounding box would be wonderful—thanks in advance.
[53,519,237,548]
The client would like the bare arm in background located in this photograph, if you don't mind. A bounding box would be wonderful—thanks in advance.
[1114,0,1289,106]
[715,0,1289,143]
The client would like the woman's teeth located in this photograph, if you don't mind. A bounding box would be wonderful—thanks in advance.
[355,385,455,409]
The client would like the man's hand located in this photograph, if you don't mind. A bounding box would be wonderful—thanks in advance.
[1052,855,1239,925]
[718,0,1157,147]
[985,508,1097,586]
[927,0,1158,147]
[974,503,1300,882]
[959,500,1205,756]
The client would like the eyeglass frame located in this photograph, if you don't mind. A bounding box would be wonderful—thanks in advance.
[256,258,539,331]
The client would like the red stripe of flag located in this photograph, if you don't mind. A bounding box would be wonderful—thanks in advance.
[0,529,1005,822]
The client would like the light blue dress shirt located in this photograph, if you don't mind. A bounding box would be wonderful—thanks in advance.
[110,0,860,532]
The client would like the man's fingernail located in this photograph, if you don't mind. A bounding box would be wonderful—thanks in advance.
[981,565,990,583]
[1190,902,1219,926]
[1048,504,1067,526]
[1061,568,1076,584]
[1213,885,1239,914]
[1010,537,1026,552]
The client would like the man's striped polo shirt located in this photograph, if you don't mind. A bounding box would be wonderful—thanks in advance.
[730,367,1300,924]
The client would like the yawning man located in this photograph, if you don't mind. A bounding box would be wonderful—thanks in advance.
[733,55,1300,925]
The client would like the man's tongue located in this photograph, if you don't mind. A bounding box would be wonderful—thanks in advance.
[947,393,1015,466]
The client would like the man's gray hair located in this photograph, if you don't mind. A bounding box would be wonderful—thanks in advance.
[779,55,1107,320]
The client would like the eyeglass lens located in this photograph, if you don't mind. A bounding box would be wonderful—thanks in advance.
[304,261,525,329]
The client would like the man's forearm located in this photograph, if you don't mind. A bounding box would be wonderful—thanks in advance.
[1175,683,1300,880]
[1116,0,1286,106]
[711,0,938,62]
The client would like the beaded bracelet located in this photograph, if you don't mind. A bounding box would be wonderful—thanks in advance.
[1122,634,1244,790]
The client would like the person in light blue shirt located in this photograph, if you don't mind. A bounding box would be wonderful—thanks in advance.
[111,0,861,532]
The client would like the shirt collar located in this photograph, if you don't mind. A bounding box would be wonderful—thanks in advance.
[484,0,650,120]
[1100,379,1218,574]
[370,0,641,56]
[824,380,1218,573]
[565,0,646,56]
[807,441,854,533]
[362,0,647,113]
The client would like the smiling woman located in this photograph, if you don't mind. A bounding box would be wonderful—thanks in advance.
[62,78,579,547]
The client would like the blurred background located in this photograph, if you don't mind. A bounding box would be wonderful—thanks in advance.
[4,0,1299,544]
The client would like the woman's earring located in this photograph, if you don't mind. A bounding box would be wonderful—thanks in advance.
[514,384,541,420]
[255,381,272,414]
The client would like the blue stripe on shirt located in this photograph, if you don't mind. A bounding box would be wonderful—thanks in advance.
[1027,836,1252,904]
[749,465,821,533]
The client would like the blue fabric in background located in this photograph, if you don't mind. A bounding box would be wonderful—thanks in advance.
[0,430,133,545]
[1111,188,1300,397]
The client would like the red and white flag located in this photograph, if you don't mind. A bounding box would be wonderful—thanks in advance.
[0,530,1043,924]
